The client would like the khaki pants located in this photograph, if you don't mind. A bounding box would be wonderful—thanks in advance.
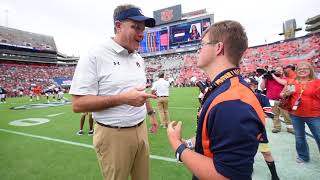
[272,100,292,130]
[157,97,170,126]
[93,121,149,180]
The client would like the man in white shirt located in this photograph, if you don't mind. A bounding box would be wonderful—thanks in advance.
[256,68,266,94]
[151,72,170,128]
[69,4,158,180]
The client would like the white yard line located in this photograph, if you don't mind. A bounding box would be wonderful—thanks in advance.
[0,128,177,163]
[47,113,65,117]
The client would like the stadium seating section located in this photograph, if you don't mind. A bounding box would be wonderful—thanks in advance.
[0,63,75,96]
[0,25,57,52]
[1,33,319,95]
[145,33,320,86]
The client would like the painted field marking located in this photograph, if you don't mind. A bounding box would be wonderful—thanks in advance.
[0,128,177,163]
[47,113,65,117]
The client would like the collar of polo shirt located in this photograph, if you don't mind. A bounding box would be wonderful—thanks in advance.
[110,37,139,55]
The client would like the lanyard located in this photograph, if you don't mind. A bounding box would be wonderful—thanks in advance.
[298,81,310,97]
[201,68,240,106]
[292,80,310,110]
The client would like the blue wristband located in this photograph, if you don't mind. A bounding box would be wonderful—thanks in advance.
[175,144,187,162]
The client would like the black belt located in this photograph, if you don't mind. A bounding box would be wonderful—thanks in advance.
[158,96,168,97]
[96,121,144,129]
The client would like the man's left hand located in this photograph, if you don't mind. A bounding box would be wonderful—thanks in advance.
[167,121,183,150]
[149,113,158,134]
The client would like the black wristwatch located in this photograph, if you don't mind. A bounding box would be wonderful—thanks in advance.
[147,110,156,116]
[175,144,187,162]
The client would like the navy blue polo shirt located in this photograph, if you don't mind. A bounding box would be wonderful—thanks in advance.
[194,68,266,180]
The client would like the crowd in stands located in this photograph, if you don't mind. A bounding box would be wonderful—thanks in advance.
[145,51,208,87]
[0,26,56,52]
[241,33,320,73]
[0,33,319,96]
[145,33,320,86]
[145,53,185,85]
[0,63,74,97]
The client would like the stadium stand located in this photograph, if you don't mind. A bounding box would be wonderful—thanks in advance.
[0,26,319,96]
[241,33,320,72]
[305,14,320,34]
[0,26,79,97]
[0,62,75,97]
[0,25,57,52]
[144,33,320,86]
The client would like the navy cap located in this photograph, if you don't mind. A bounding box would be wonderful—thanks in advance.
[114,8,156,27]
[285,64,295,69]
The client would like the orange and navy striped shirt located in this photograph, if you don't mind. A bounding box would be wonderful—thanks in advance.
[194,68,266,180]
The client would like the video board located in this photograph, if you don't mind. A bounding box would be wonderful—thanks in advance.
[139,17,212,54]
[169,18,210,47]
[139,27,169,54]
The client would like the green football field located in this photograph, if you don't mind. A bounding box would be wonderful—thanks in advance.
[1,87,319,180]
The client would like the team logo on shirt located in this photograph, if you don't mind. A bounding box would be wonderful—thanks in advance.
[113,62,120,65]
[136,62,141,67]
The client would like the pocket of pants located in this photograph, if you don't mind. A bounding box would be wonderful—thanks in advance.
[93,125,105,157]
[93,125,112,158]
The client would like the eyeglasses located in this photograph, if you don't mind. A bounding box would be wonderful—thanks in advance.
[297,68,310,71]
[198,41,219,50]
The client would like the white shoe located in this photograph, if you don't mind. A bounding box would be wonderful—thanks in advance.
[88,130,94,136]
[77,130,84,135]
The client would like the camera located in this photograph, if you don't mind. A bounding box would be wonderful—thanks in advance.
[263,70,275,80]
[196,80,208,94]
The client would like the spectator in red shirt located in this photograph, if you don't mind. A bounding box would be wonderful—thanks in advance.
[280,61,320,163]
[260,66,294,133]
[284,64,296,79]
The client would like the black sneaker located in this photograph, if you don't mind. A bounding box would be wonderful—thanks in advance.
[77,130,84,135]
[272,129,281,133]
[88,130,94,136]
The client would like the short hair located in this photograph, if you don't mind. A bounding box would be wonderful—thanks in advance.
[202,20,248,66]
[285,64,295,71]
[158,72,165,78]
[113,4,139,34]
[295,62,316,80]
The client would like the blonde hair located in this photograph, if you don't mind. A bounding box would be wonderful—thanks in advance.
[295,61,316,80]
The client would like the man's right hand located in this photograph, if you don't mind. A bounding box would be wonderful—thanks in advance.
[121,86,157,107]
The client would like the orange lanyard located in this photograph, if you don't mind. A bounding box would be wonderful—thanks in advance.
[298,81,309,97]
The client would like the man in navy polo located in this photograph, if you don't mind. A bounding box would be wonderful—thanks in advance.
[167,20,266,180]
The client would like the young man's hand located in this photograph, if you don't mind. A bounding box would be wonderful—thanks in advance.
[167,121,183,151]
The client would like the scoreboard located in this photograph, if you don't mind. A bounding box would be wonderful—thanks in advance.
[139,15,213,56]
[169,18,211,48]
[139,27,169,54]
